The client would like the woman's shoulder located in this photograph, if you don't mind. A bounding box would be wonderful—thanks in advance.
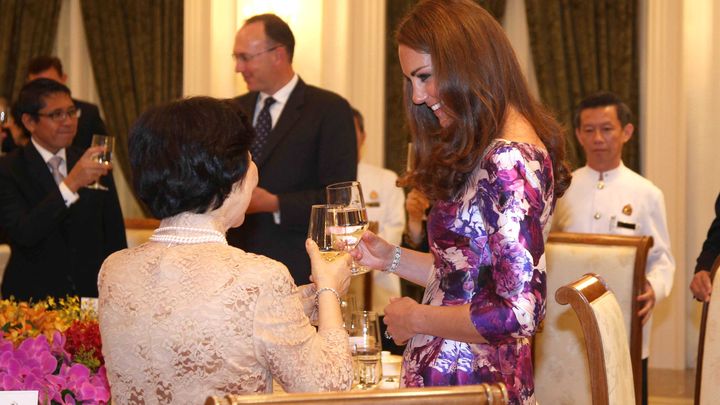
[226,248,299,290]
[482,138,550,167]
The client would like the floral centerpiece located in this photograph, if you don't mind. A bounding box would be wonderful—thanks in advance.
[0,296,110,404]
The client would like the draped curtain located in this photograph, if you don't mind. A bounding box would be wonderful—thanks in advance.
[384,0,506,176]
[79,0,183,211]
[525,0,639,171]
[0,0,62,101]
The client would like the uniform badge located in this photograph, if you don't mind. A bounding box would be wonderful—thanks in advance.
[370,190,379,200]
[622,204,633,216]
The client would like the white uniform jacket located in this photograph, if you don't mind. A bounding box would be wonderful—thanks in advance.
[552,163,675,358]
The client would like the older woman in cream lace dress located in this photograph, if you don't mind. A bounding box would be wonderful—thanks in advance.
[98,97,353,404]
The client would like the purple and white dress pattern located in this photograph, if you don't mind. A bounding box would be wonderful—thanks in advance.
[400,139,555,405]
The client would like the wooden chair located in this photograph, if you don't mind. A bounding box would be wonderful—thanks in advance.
[205,384,508,405]
[534,232,651,405]
[555,273,636,405]
[124,218,160,248]
[695,255,720,404]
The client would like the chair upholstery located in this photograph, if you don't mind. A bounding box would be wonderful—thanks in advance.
[124,218,160,248]
[555,273,636,405]
[695,255,720,405]
[205,383,508,405]
[534,232,651,405]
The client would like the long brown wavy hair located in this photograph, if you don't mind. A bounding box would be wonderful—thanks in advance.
[396,0,571,201]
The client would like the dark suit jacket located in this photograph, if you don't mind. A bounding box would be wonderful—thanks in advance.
[227,79,357,284]
[72,99,108,150]
[0,142,127,300]
[696,192,720,273]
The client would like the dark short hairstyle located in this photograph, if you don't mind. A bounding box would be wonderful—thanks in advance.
[12,78,72,136]
[245,13,295,62]
[351,107,365,134]
[129,97,255,219]
[27,55,64,78]
[574,91,634,129]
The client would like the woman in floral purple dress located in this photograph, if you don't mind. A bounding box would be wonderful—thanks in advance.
[352,1,571,404]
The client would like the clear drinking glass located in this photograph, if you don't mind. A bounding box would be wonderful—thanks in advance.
[0,106,8,155]
[348,310,383,389]
[87,134,114,190]
[307,204,340,261]
[326,181,369,276]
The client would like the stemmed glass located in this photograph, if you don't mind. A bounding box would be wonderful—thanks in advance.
[0,106,8,155]
[325,181,370,276]
[348,310,383,389]
[307,204,341,261]
[87,134,114,190]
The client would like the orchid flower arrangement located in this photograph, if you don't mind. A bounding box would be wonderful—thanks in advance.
[0,297,109,404]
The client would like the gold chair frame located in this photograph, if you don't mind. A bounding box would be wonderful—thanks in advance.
[694,254,720,405]
[556,273,636,405]
[540,232,651,404]
[206,383,508,405]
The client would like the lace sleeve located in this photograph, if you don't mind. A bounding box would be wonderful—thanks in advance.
[252,267,353,392]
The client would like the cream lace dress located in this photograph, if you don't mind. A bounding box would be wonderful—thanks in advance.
[98,220,353,404]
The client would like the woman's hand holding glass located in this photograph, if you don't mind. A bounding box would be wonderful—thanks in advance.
[306,239,351,297]
[350,231,396,271]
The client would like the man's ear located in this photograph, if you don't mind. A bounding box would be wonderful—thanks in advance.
[20,113,36,134]
[622,123,634,143]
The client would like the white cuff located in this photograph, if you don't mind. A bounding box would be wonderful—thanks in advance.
[59,182,79,206]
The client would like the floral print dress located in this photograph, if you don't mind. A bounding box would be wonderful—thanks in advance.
[400,139,555,405]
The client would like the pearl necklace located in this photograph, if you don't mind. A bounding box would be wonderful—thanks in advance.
[150,226,228,245]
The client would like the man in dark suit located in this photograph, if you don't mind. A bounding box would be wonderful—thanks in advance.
[690,192,720,302]
[26,56,108,150]
[228,14,357,285]
[0,79,126,301]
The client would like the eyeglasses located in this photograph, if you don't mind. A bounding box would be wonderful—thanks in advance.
[36,107,82,122]
[232,45,282,63]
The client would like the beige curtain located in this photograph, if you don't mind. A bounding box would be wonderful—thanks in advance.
[0,0,62,100]
[79,0,183,214]
[525,0,639,171]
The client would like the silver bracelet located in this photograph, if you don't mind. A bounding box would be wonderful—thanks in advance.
[385,246,401,273]
[315,287,342,305]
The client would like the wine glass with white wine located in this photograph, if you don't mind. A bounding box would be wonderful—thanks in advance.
[307,204,342,261]
[325,181,370,276]
[86,134,114,190]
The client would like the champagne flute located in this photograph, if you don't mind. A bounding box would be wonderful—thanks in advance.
[326,181,369,276]
[307,204,341,261]
[348,310,383,389]
[87,134,114,190]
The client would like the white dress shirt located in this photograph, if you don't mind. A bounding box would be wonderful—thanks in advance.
[552,162,675,358]
[31,138,79,206]
[253,74,299,129]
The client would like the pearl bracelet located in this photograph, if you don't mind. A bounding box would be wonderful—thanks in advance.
[315,287,342,305]
[385,246,402,274]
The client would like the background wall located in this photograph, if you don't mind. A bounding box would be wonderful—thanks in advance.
[54,0,720,370]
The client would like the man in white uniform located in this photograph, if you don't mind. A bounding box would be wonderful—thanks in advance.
[552,91,675,405]
[351,108,405,314]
